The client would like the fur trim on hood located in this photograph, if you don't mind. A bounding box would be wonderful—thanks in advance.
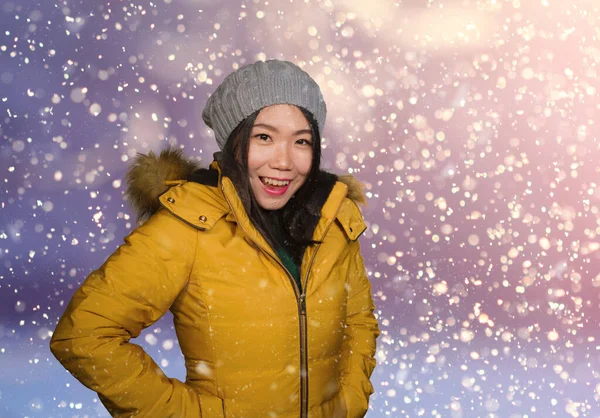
[124,148,200,221]
[124,147,366,221]
[337,174,366,206]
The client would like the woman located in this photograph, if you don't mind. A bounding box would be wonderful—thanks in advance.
[50,60,380,418]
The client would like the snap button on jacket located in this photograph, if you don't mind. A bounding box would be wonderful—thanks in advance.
[50,150,380,418]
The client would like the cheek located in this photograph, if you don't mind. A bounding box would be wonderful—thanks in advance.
[294,150,313,176]
[247,143,263,175]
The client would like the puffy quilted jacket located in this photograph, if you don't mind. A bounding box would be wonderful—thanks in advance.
[50,150,380,418]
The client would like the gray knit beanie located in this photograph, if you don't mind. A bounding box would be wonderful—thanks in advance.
[202,60,327,150]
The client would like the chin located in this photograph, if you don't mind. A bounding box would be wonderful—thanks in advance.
[256,198,289,211]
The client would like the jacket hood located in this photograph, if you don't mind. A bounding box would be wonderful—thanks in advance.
[124,147,366,222]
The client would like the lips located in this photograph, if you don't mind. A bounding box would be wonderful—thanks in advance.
[259,177,291,196]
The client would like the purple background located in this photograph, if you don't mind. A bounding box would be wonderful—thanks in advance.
[1,0,599,417]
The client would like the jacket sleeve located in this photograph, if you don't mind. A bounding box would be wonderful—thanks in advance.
[49,209,203,417]
[340,240,380,418]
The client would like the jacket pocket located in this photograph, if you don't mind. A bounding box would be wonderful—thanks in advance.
[198,394,225,418]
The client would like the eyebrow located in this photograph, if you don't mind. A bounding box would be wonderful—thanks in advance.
[252,123,312,136]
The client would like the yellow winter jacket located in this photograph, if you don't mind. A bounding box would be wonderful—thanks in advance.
[50,150,380,418]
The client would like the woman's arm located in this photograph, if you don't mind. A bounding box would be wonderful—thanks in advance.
[50,209,202,417]
[340,240,380,418]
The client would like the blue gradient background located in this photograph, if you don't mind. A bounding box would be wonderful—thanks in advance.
[1,0,599,417]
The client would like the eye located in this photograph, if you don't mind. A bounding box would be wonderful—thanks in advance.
[254,133,271,141]
[296,139,313,146]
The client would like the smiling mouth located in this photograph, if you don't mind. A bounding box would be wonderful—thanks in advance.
[260,177,291,187]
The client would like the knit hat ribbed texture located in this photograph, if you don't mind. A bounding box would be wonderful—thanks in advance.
[202,60,327,150]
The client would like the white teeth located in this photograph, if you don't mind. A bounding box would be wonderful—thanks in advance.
[262,177,290,187]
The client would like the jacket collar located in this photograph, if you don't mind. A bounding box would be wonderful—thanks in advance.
[323,183,366,241]
[125,147,366,240]
[158,179,230,231]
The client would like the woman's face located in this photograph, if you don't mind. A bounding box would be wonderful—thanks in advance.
[247,104,313,210]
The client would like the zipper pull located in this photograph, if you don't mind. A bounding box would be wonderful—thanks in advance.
[299,294,306,316]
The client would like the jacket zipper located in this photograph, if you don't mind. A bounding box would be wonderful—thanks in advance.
[298,203,343,418]
[221,183,344,418]
[220,188,307,414]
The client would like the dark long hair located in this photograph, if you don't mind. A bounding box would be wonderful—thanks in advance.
[219,106,332,265]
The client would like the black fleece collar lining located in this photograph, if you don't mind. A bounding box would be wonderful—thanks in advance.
[187,167,219,188]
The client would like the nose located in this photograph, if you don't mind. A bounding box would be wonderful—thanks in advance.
[270,142,293,170]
